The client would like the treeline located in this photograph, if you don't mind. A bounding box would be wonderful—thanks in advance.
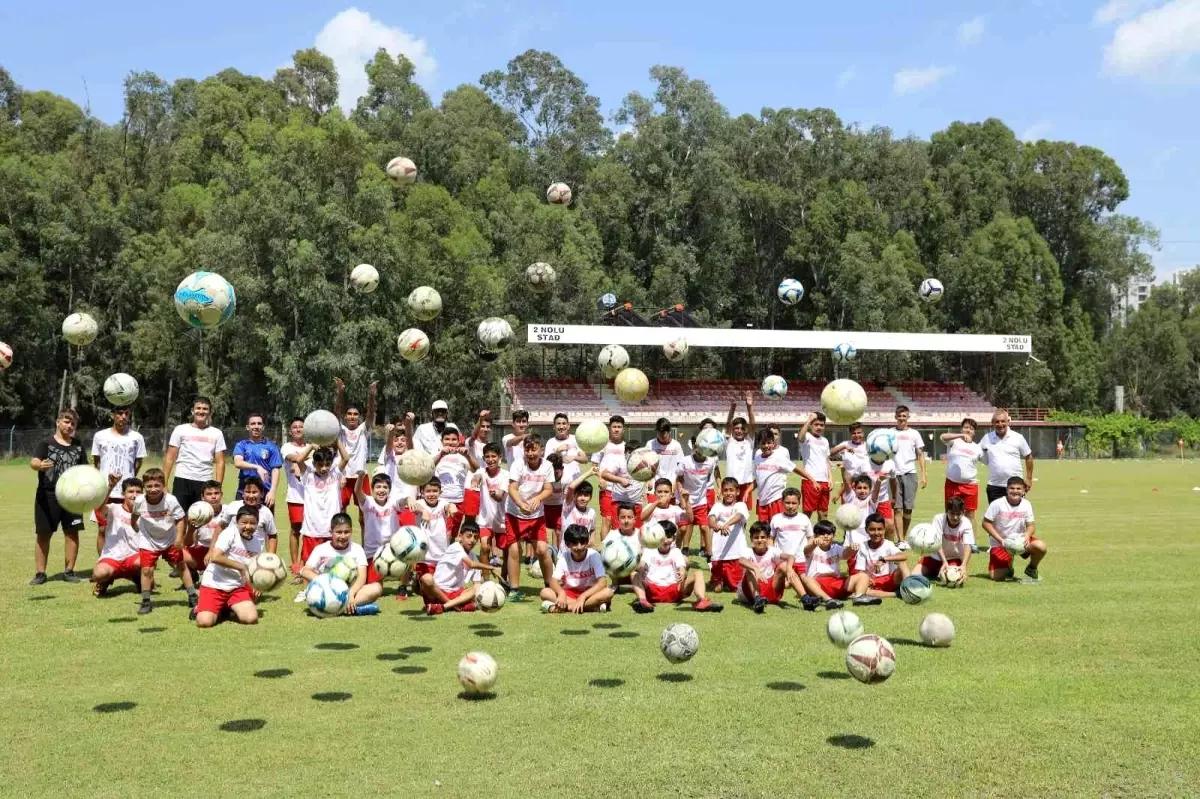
[0,48,1196,427]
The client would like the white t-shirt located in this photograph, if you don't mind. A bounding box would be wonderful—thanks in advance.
[946,439,984,484]
[506,458,553,520]
[561,505,597,535]
[806,543,844,578]
[133,493,185,550]
[360,495,401,556]
[434,452,471,503]
[869,460,896,504]
[890,427,925,476]
[501,433,526,468]
[553,549,607,591]
[100,503,139,561]
[753,448,794,505]
[983,497,1035,541]
[645,504,687,530]
[640,547,687,586]
[412,422,446,455]
[281,442,308,504]
[800,433,831,483]
[472,467,509,530]
[839,489,876,539]
[981,430,1032,487]
[300,466,343,539]
[726,437,754,484]
[201,527,263,591]
[840,441,871,481]
[91,428,147,498]
[340,424,369,477]
[377,448,419,505]
[545,476,566,508]
[769,512,813,558]
[434,541,474,591]
[468,436,487,467]
[216,501,277,541]
[650,438,684,486]
[168,424,226,482]
[603,528,643,555]
[544,434,583,485]
[417,499,452,564]
[855,539,902,577]
[676,455,717,507]
[305,541,368,574]
[931,513,975,562]
[708,501,749,562]
[591,440,629,494]
[743,545,781,580]
[193,510,225,548]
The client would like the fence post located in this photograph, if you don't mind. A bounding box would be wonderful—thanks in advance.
[7,425,13,458]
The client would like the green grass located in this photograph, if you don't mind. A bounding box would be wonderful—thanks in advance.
[1,459,1198,797]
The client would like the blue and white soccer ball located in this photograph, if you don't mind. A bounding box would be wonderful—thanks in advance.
[695,427,726,458]
[832,342,857,364]
[598,293,618,310]
[761,374,788,400]
[777,278,805,306]
[305,573,350,618]
[601,535,639,578]
[866,428,897,465]
[899,575,933,605]
[174,271,236,330]
[919,278,944,303]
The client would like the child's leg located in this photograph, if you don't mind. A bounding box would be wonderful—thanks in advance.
[847,572,870,597]
[443,584,476,611]
[1027,538,1047,568]
[801,573,832,600]
[896,560,911,579]
[699,524,711,554]
[782,568,806,599]
[63,531,80,572]
[678,523,692,552]
[866,575,898,598]
[770,571,790,603]
[581,586,614,610]
[91,562,115,585]
[504,541,522,589]
[630,571,650,605]
[354,582,383,605]
[418,573,448,602]
[686,571,708,601]
[229,600,259,624]
[538,586,558,603]
[195,611,219,628]
[534,539,554,586]
[739,570,760,603]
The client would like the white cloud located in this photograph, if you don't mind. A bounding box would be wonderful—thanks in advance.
[1093,0,1156,24]
[957,16,986,45]
[1102,0,1200,77]
[314,7,437,111]
[835,66,857,88]
[1020,121,1053,141]
[892,66,956,95]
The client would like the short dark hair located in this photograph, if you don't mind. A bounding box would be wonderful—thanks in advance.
[945,496,966,514]
[441,427,460,440]
[895,405,910,416]
[424,477,442,490]
[330,512,353,529]
[1006,476,1027,489]
[731,416,747,428]
[345,404,361,416]
[547,453,563,469]
[698,417,716,429]
[608,415,625,426]
[563,524,590,545]
[573,481,593,497]
[849,422,864,433]
[553,413,569,423]
[616,502,637,517]
[372,473,392,488]
[721,476,739,490]
[203,479,223,493]
[192,396,212,409]
[653,477,672,490]
[749,521,771,538]
[57,408,79,423]
[246,411,265,424]
[852,473,872,486]
[655,417,672,433]
[483,442,502,456]
[241,475,266,494]
[312,447,334,467]
[142,468,165,484]
[961,417,977,429]
[523,433,543,449]
[810,411,826,423]
[659,521,678,540]
[754,428,774,447]
[121,476,144,491]
[865,512,886,529]
[512,409,529,423]
[289,416,305,427]
[813,520,836,537]
[782,486,801,500]
[236,505,259,521]
[459,520,480,536]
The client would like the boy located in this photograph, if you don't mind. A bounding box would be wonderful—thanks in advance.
[890,405,926,539]
[845,513,910,603]
[421,522,498,615]
[797,412,833,520]
[830,423,869,496]
[560,481,597,547]
[982,476,1046,582]
[467,442,509,563]
[182,479,225,595]
[543,412,589,503]
[195,506,263,628]
[467,409,494,465]
[215,476,278,551]
[131,468,188,615]
[940,418,985,525]
[30,408,87,585]
[769,486,813,578]
[840,473,884,550]
[504,435,555,597]
[708,477,750,593]
[630,522,721,612]
[301,512,381,614]
[675,443,719,557]
[753,428,815,522]
[868,452,900,542]
[91,476,144,596]
[434,424,476,536]
[724,394,757,506]
[592,416,633,537]
[162,396,226,513]
[414,477,456,588]
[541,524,614,613]
[543,453,567,546]
[291,440,351,600]
[280,416,308,574]
[916,496,975,582]
[376,421,418,524]
[648,418,684,503]
[641,478,692,532]
[355,472,402,562]
[799,520,848,609]
[502,409,531,467]
[231,412,283,506]
[333,377,377,509]
[738,521,807,613]
[91,405,146,532]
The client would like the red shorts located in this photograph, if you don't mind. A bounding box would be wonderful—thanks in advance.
[738,577,782,604]
[562,586,590,601]
[497,514,547,551]
[365,562,382,584]
[300,535,327,564]
[990,536,1038,570]
[461,489,482,517]
[690,504,710,528]
[287,502,304,526]
[790,559,807,575]
[340,475,370,509]
[184,544,210,567]
[196,584,255,616]
[706,488,716,508]
[442,586,475,612]
[815,574,850,599]
[738,483,754,506]
[444,508,464,538]
[98,555,141,581]
[870,571,902,593]
[876,500,894,521]
[645,582,684,604]
[944,480,979,513]
[544,504,563,531]
[709,560,744,592]
[397,508,417,526]
[138,547,183,569]
[414,562,436,578]
[757,498,784,523]
[919,556,962,573]
[802,481,831,514]
[599,491,615,523]
[478,526,495,540]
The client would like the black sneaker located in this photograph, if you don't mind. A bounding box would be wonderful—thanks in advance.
[700,550,711,562]
[801,595,822,612]
[61,569,82,583]
[632,600,655,614]
[752,596,767,614]
[28,572,47,586]
[188,607,198,621]
[1023,565,1040,582]
[137,600,153,615]
[824,599,844,610]
[852,595,882,606]
[188,593,199,609]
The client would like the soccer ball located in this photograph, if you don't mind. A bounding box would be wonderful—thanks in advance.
[820,378,868,425]
[905,523,942,554]
[1003,533,1027,555]
[350,263,379,293]
[305,573,350,618]
[899,575,934,605]
[187,501,214,527]
[601,535,639,578]
[627,450,660,481]
[395,450,436,487]
[832,342,857,363]
[865,429,897,465]
[663,338,689,363]
[598,292,618,310]
[844,634,897,684]
[477,317,514,352]
[614,368,649,403]
[103,373,140,407]
[388,525,430,564]
[54,465,109,514]
[457,651,498,694]
[476,581,506,612]
[529,559,543,579]
[777,278,804,305]
[526,262,557,293]
[397,328,431,362]
[386,156,418,186]
[833,503,863,532]
[695,427,726,458]
[62,312,99,346]
[407,286,442,321]
[598,345,630,379]
[248,552,288,592]
[660,623,700,664]
[575,419,609,454]
[641,521,667,549]
[373,546,409,581]
[546,182,573,205]
[174,272,236,330]
[327,556,359,586]
[826,610,865,648]
[919,278,944,303]
[303,409,341,446]
[919,613,955,647]
[942,564,965,588]
[761,374,788,400]
[0,341,11,370]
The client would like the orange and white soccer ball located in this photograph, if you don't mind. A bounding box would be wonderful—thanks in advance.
[663,337,689,363]
[546,182,572,205]
[386,156,418,186]
[397,328,430,362]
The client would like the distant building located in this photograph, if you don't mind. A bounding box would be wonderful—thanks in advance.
[1112,277,1154,325]
[1166,267,1197,287]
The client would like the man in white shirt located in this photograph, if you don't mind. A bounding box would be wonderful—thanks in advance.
[334,377,377,509]
[648,417,684,502]
[91,406,146,529]
[408,400,452,455]
[889,405,926,541]
[162,396,226,513]
[980,410,1034,505]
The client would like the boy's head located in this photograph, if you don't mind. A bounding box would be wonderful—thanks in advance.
[55,408,78,437]
[110,406,131,430]
[330,513,353,547]
[1005,475,1027,503]
[241,475,265,506]
[657,520,678,552]
[191,397,212,426]
[945,496,965,526]
[245,413,266,438]
[698,417,716,431]
[289,416,305,441]
[202,479,223,508]
[653,478,673,505]
[312,447,335,473]
[553,413,570,438]
[849,423,865,443]
[608,415,624,441]
[121,477,144,505]
[458,521,479,552]
[781,486,801,515]
[755,427,776,455]
[655,417,673,443]
[769,424,782,442]
[573,481,593,509]
[372,473,392,501]
[616,502,636,532]
[235,505,259,539]
[423,477,442,504]
[547,452,564,479]
[865,513,886,544]
[960,417,977,439]
[731,416,747,440]
[563,523,590,556]
[894,405,910,428]
[141,468,165,500]
[749,521,771,553]
[523,433,543,465]
[852,473,872,499]
[343,404,361,429]
[512,409,530,433]
[475,415,492,439]
[720,476,739,504]
[483,442,502,467]
[808,412,826,436]
[813,519,836,549]
[441,425,461,448]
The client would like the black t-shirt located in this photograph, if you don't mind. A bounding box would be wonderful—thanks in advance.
[34,436,86,494]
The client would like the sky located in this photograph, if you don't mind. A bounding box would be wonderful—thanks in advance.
[2,0,1198,280]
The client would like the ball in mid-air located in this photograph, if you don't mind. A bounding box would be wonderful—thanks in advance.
[626,450,660,482]
[598,292,618,310]
[919,277,944,303]
[905,523,942,555]
[663,337,689,363]
[62,312,99,346]
[601,535,639,578]
[660,622,700,664]
[598,344,629,379]
[0,341,12,370]
[388,525,431,564]
[826,610,864,648]
[407,286,442,321]
[326,556,359,587]
[694,427,726,458]
[186,501,214,527]
[866,428,896,464]
[820,378,868,425]
[832,342,857,363]
[103,373,140,407]
[777,278,804,305]
[386,156,418,186]
[350,263,379,294]
[477,317,514,353]
[575,419,609,454]
[546,182,572,205]
[395,451,436,488]
[174,272,236,330]
[761,374,788,400]
[613,368,649,403]
[458,651,498,694]
[641,520,667,549]
[844,634,897,684]
[525,262,557,293]
[397,328,431,362]
[303,410,341,447]
[373,546,409,581]
[248,552,288,592]
[54,465,109,514]
[833,503,863,532]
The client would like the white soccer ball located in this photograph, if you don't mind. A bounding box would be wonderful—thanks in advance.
[844,634,897,684]
[1003,533,1027,555]
[187,501,214,527]
[919,613,955,647]
[695,427,726,458]
[660,622,700,664]
[350,263,379,294]
[866,429,897,465]
[905,522,942,554]
[305,573,350,618]
[248,552,288,592]
[386,156,418,186]
[575,419,609,454]
[598,292,618,310]
[614,368,649,403]
[601,535,639,578]
[832,342,857,363]
[303,409,341,446]
[103,373,140,407]
[663,337,689,363]
[0,341,11,370]
[598,344,630,379]
[919,278,944,303]
[942,564,965,588]
[407,286,442,321]
[62,313,99,346]
[525,262,557,293]
[476,581,506,612]
[820,378,868,425]
[833,503,863,532]
[373,546,409,581]
[777,278,805,305]
[546,182,573,205]
[626,449,660,481]
[641,521,667,549]
[899,575,934,605]
[174,271,236,330]
[458,651,498,694]
[397,328,431,362]
[477,317,514,352]
[827,610,865,648]
[529,559,543,579]
[54,465,109,514]
[761,374,788,400]
[327,556,360,587]
[389,525,430,564]
[395,450,436,487]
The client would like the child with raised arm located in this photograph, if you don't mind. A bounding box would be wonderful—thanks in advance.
[675,444,719,557]
[182,480,224,599]
[641,478,692,531]
[707,477,750,593]
[916,496,974,583]
[799,520,849,610]
[301,512,381,615]
[421,523,498,615]
[840,472,883,552]
[753,428,815,523]
[738,521,805,613]
[845,513,910,604]
[132,468,188,616]
[631,521,721,613]
[830,423,869,497]
[195,506,263,628]
[540,524,614,614]
[92,476,144,596]
[797,412,833,521]
[982,476,1047,582]
[434,424,476,537]
[280,416,308,569]
[724,394,756,507]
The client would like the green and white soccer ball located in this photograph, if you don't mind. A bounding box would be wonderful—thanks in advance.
[103,373,140,406]
[326,556,359,586]
[389,525,430,564]
[761,374,788,400]
[407,286,442,321]
[575,419,609,454]
[304,573,350,618]
[458,651,498,694]
[826,610,864,648]
[695,427,726,457]
[373,546,409,581]
[601,535,639,578]
[248,552,288,592]
[174,272,236,330]
[54,465,109,514]
[899,575,933,605]
[62,312,99,346]
[660,623,700,664]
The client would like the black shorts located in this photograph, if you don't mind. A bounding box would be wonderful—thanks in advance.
[172,477,206,512]
[34,491,84,535]
[985,485,1007,504]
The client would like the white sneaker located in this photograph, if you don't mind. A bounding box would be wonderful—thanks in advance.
[293,590,307,604]
[598,603,609,613]
[897,541,911,551]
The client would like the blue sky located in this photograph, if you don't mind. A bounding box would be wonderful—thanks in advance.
[2,0,1197,279]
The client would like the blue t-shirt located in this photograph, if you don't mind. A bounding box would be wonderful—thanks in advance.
[233,438,284,496]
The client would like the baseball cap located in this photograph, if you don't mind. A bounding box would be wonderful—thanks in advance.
[431,400,448,411]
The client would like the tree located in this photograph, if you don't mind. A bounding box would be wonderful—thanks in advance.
[274,49,339,117]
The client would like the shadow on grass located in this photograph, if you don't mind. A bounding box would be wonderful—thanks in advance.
[150,600,190,608]
[254,668,292,679]
[108,617,136,624]
[827,734,875,750]
[93,701,136,713]
[656,672,694,683]
[474,630,503,638]
[816,671,851,681]
[457,691,497,701]
[220,719,267,733]
[28,595,55,602]
[766,681,805,692]
[560,629,590,636]
[376,653,407,662]
[312,692,352,702]
[138,627,167,634]
[399,609,426,617]
[592,622,621,629]
[609,631,639,639]
[393,666,428,675]
[588,678,625,688]
[888,637,927,648]
[314,642,359,651]
[409,616,436,622]
[468,622,496,630]
[399,645,432,654]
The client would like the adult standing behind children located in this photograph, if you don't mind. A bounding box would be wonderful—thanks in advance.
[980,410,1034,504]
[162,396,226,513]
[409,400,452,455]
[30,408,88,585]
[91,405,146,527]
[231,412,283,507]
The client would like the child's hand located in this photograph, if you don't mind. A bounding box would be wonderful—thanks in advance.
[568,598,584,614]
[556,596,570,611]
[344,595,357,615]
[240,566,252,586]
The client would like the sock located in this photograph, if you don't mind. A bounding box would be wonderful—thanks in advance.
[186,586,198,598]
[353,603,380,615]
[141,590,152,602]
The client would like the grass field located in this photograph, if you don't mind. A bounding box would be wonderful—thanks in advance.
[1,458,1199,798]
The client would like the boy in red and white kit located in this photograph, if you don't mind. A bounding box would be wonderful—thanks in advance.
[376,422,418,525]
[641,478,692,532]
[355,473,402,563]
[982,476,1046,582]
[675,445,719,558]
[769,487,813,578]
[544,413,589,504]
[195,506,263,628]
[467,410,494,466]
[132,468,188,616]
[280,417,308,573]
[291,441,350,601]
[840,473,884,551]
[333,377,376,509]
[845,514,910,603]
[916,496,974,583]
[591,415,627,538]
[797,412,832,520]
[182,480,224,594]
[422,523,498,615]
[540,524,614,613]
[414,477,456,586]
[708,477,750,593]
[434,425,476,537]
[753,428,815,523]
[631,522,721,612]
[724,395,757,506]
[647,418,684,503]
[466,442,508,563]
[301,512,381,614]
[91,476,145,596]
[560,481,597,546]
[214,476,277,552]
[502,409,531,468]
[830,423,870,497]
[868,454,900,541]
[738,521,806,612]
[504,435,554,598]
[940,417,985,525]
[799,520,849,609]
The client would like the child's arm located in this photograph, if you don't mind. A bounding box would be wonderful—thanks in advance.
[463,557,497,574]
[355,477,368,504]
[681,502,693,525]
[724,399,737,435]
[333,376,346,419]
[737,555,762,581]
[365,381,378,431]
[335,439,351,471]
[870,476,883,502]
[171,518,187,551]
[1024,520,1036,541]
[639,504,656,521]
[568,466,594,491]
[883,552,909,563]
[981,518,1001,545]
[208,551,251,585]
[345,566,366,614]
[745,393,756,434]
[403,411,416,445]
[463,447,479,472]
[802,538,817,557]
[507,480,526,512]
[791,462,816,482]
[798,414,813,441]
[940,432,965,443]
[528,480,552,511]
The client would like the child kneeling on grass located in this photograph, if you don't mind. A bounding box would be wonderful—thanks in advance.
[92,476,144,596]
[300,512,381,615]
[631,521,721,613]
[982,476,1047,582]
[421,522,498,615]
[195,506,262,628]
[541,524,614,614]
[737,521,806,613]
